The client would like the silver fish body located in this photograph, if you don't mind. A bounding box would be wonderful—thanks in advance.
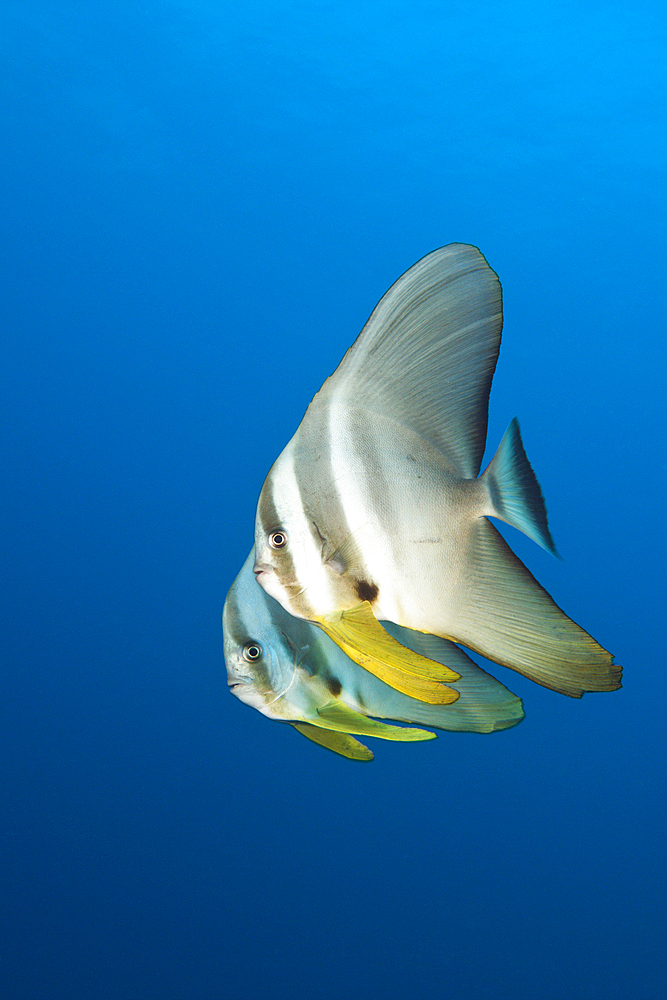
[253,244,621,698]
[224,550,525,759]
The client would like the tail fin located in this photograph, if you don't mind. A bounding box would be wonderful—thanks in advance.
[482,418,558,556]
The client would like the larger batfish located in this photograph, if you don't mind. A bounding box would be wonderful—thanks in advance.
[224,550,525,761]
[253,243,621,699]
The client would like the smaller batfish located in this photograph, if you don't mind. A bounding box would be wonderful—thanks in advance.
[224,551,525,761]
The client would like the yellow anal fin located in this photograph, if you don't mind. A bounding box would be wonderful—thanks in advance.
[292,723,374,761]
[313,602,460,705]
[325,603,461,682]
[311,701,438,743]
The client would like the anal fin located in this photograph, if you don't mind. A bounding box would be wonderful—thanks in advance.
[313,700,438,743]
[454,518,622,697]
[313,602,460,705]
[292,722,374,761]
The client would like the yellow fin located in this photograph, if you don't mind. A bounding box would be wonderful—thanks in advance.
[313,602,460,705]
[311,701,438,743]
[292,723,374,761]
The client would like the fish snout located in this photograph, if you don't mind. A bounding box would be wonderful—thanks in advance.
[253,560,273,578]
[227,675,251,693]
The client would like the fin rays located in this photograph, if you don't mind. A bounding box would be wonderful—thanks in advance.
[292,723,375,761]
[314,244,503,477]
[314,602,461,705]
[453,519,622,698]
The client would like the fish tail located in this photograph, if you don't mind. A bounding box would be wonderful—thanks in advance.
[481,417,558,556]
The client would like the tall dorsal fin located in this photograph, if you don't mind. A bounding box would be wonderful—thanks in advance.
[312,244,503,478]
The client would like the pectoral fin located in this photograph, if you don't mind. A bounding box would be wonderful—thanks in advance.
[324,526,369,575]
[313,602,460,705]
[312,701,438,743]
[292,723,374,760]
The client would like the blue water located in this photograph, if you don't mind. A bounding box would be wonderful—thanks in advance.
[2,3,665,997]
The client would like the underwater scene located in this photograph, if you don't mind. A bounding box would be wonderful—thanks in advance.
[2,3,665,998]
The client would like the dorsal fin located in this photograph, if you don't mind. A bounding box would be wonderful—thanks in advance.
[313,244,503,478]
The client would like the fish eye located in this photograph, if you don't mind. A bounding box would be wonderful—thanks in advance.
[242,642,263,662]
[269,529,287,550]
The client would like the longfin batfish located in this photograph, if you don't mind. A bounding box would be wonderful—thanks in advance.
[253,243,621,698]
[223,550,525,760]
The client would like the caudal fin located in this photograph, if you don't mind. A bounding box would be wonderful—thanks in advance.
[482,418,558,556]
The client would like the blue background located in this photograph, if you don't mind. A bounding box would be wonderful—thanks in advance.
[2,3,665,998]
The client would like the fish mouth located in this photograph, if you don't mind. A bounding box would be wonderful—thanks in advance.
[253,562,272,578]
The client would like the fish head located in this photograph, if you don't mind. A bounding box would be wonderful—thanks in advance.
[223,549,322,719]
[223,619,280,713]
[253,451,338,618]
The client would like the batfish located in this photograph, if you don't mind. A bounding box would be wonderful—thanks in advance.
[253,243,622,698]
[224,550,525,761]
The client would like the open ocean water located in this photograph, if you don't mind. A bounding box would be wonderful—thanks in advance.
[2,3,665,998]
